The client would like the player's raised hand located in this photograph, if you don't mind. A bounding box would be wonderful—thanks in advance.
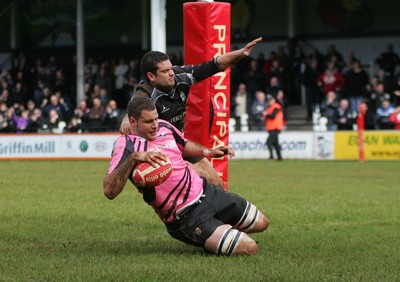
[215,37,262,70]
[242,37,262,56]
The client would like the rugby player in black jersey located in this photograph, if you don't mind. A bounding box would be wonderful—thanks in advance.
[120,37,262,187]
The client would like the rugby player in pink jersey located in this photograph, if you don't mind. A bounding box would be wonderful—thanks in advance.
[104,96,269,256]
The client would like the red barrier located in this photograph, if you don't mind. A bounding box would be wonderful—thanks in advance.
[357,102,365,163]
[183,2,231,188]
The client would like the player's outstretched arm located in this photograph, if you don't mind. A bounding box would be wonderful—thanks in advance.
[216,37,262,70]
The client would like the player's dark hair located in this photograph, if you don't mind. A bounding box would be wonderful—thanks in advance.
[127,96,156,120]
[140,51,170,79]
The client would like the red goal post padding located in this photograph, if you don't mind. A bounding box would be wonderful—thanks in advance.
[183,2,231,189]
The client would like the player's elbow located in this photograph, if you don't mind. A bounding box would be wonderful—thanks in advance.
[104,189,116,200]
[103,178,117,200]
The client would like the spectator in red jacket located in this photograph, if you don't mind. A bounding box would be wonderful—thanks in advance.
[317,61,345,97]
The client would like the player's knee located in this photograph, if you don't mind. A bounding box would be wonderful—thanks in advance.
[242,239,259,255]
[232,233,258,256]
[258,213,269,232]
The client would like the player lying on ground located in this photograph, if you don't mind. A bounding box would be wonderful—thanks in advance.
[119,37,263,188]
[105,96,269,256]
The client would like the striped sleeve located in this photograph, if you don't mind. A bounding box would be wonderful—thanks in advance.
[107,135,127,174]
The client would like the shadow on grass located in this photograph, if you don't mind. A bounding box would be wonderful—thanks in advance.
[72,238,204,256]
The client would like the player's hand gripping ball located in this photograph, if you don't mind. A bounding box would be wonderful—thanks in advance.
[132,158,173,187]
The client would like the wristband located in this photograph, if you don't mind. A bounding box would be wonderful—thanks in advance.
[203,148,211,157]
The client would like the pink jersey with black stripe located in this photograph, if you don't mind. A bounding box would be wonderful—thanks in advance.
[107,120,204,223]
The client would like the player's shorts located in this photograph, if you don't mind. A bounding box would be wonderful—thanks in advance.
[165,179,250,248]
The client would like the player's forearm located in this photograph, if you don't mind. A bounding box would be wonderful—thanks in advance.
[182,141,234,158]
[103,154,139,199]
[216,49,246,70]
[182,141,209,157]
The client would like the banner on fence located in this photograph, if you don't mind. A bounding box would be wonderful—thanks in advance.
[1,131,398,161]
[334,131,400,160]
[0,134,116,160]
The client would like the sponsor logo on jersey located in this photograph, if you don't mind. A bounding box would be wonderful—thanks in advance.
[170,112,185,124]
[180,91,186,102]
[149,140,176,153]
[161,105,170,113]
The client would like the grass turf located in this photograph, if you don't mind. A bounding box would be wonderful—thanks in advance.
[0,160,399,281]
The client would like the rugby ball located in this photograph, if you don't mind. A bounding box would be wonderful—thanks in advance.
[132,158,173,187]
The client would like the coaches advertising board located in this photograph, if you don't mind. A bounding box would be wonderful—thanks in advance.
[229,132,314,159]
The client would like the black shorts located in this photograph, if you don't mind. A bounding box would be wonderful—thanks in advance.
[165,179,249,248]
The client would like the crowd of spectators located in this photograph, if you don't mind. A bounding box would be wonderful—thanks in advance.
[0,54,138,133]
[306,43,400,131]
[230,42,400,131]
[0,41,399,134]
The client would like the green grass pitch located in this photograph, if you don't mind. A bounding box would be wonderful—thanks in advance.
[1,160,399,281]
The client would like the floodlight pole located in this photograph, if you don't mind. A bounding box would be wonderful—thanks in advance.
[151,0,166,52]
[10,1,19,50]
[142,0,149,50]
[76,0,85,106]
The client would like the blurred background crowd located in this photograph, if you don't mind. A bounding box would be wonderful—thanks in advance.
[0,41,399,134]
